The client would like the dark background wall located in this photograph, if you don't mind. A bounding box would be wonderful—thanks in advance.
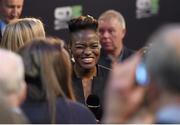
[22,0,180,50]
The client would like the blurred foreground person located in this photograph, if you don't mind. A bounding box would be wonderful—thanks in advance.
[19,38,97,124]
[102,53,147,123]
[1,17,45,51]
[0,48,28,123]
[103,24,180,124]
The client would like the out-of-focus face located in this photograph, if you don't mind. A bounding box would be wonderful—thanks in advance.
[98,18,126,54]
[0,0,24,23]
[71,29,100,69]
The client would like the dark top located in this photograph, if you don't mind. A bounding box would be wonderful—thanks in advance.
[21,82,96,124]
[21,97,97,124]
[98,46,135,68]
[72,64,110,120]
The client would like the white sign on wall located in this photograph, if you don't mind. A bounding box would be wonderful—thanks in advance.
[54,5,83,30]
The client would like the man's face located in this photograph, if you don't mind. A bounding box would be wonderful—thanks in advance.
[98,18,126,53]
[0,0,24,23]
[71,29,100,69]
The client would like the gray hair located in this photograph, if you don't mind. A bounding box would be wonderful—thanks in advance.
[98,9,126,29]
[0,49,25,94]
[145,24,180,93]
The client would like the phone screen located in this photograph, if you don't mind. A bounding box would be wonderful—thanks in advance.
[135,62,149,86]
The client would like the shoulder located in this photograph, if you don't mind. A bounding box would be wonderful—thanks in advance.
[123,46,135,55]
[56,98,97,124]
[121,46,135,61]
[66,100,97,124]
[97,64,111,76]
[98,64,111,71]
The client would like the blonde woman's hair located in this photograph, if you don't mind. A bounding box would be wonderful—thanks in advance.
[0,17,45,52]
[18,37,75,123]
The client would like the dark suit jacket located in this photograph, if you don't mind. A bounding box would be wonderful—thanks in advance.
[21,97,96,124]
[98,46,135,68]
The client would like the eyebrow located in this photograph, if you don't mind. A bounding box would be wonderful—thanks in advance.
[74,41,99,45]
[74,41,82,44]
[75,40,99,43]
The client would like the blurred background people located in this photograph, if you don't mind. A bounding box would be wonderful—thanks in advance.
[0,0,24,41]
[68,15,110,121]
[19,38,97,124]
[98,10,134,68]
[0,48,28,123]
[0,17,45,52]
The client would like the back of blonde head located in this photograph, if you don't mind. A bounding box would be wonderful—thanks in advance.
[0,18,45,52]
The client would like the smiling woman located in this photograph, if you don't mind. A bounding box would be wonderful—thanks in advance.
[68,15,110,121]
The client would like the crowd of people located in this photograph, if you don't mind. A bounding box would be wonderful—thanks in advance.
[0,0,180,124]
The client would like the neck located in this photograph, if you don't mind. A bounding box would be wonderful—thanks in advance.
[107,45,123,60]
[74,64,96,79]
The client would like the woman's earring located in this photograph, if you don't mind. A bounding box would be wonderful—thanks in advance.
[69,48,75,63]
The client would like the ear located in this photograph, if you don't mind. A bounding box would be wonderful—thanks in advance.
[18,81,27,105]
[122,28,126,39]
[67,43,72,54]
[67,43,75,62]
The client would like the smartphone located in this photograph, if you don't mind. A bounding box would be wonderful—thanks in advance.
[135,61,149,86]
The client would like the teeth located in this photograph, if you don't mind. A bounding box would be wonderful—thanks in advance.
[82,58,93,63]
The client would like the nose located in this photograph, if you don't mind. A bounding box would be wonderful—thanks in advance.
[83,47,92,56]
[11,7,19,18]
[102,31,110,38]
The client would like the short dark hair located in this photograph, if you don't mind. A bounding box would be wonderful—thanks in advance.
[68,15,98,33]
